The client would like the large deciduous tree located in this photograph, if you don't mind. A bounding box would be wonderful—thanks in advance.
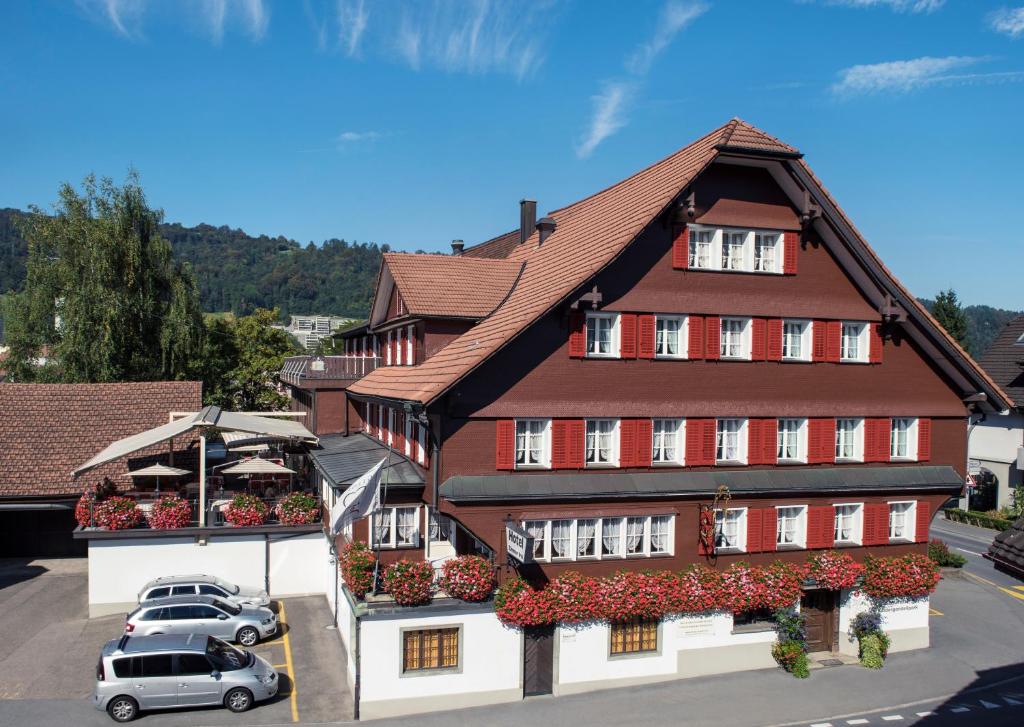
[2,173,203,382]
[931,288,970,353]
[225,307,298,411]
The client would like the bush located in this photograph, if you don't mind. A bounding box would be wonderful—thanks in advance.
[772,639,810,678]
[338,541,375,598]
[382,560,435,606]
[437,556,495,602]
[944,508,1012,531]
[94,497,144,530]
[275,492,320,525]
[774,609,807,643]
[146,497,193,529]
[805,551,865,590]
[223,494,268,527]
[862,554,941,599]
[859,632,890,669]
[75,489,97,527]
[928,539,966,568]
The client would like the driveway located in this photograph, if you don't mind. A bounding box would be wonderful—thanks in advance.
[0,558,352,726]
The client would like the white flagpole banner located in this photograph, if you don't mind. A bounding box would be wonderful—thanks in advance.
[330,458,387,536]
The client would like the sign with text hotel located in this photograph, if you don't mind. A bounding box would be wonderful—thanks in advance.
[505,523,534,565]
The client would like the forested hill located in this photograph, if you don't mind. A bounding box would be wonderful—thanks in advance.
[0,208,384,318]
[918,298,1022,359]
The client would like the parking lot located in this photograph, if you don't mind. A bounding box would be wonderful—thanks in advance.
[0,558,352,726]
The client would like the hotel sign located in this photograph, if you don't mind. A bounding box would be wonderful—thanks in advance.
[505,523,534,565]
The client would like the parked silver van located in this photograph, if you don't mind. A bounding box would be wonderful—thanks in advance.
[126,594,277,646]
[137,574,271,608]
[94,633,277,722]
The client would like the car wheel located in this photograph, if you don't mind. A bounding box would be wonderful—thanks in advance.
[237,626,260,646]
[106,695,138,723]
[224,687,254,713]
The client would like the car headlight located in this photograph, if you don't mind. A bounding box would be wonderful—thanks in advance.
[255,673,277,684]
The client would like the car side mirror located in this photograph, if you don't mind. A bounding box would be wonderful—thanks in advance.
[217,614,228,620]
[211,670,221,679]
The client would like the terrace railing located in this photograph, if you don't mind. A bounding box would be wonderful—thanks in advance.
[280,355,380,386]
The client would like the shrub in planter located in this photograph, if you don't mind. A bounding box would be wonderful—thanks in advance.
[339,541,375,598]
[722,562,805,614]
[382,560,435,606]
[862,553,941,599]
[437,556,495,602]
[146,496,192,529]
[223,494,268,527]
[772,639,810,678]
[494,577,559,628]
[774,609,808,644]
[94,496,144,530]
[805,551,865,590]
[75,488,98,527]
[275,492,320,525]
[928,539,966,568]
[851,612,890,669]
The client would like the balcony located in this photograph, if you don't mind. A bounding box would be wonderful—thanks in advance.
[280,355,380,386]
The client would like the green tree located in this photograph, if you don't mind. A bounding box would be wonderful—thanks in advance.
[193,315,239,408]
[227,307,298,410]
[931,289,970,352]
[2,173,203,382]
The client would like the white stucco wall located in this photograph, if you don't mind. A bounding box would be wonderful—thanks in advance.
[837,589,929,656]
[557,620,678,686]
[970,414,1024,463]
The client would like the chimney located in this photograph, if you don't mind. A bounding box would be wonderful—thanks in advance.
[519,199,537,245]
[536,216,556,246]
[451,239,464,256]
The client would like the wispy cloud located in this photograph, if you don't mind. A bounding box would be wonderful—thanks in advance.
[337,130,382,144]
[829,55,1024,97]
[576,82,634,160]
[338,0,369,56]
[990,7,1024,38]
[805,0,944,12]
[79,0,269,42]
[626,1,708,74]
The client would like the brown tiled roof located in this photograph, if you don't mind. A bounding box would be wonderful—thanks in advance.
[716,118,799,155]
[461,229,520,259]
[978,315,1024,407]
[0,381,203,498]
[383,253,523,319]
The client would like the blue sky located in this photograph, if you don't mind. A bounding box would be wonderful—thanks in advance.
[1,0,1022,308]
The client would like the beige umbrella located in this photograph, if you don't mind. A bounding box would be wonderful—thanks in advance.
[220,459,296,475]
[123,464,191,494]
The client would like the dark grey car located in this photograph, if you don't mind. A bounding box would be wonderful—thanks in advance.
[126,594,277,646]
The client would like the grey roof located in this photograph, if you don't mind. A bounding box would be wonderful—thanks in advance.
[309,433,424,488]
[987,514,1024,577]
[439,465,963,502]
[978,315,1024,408]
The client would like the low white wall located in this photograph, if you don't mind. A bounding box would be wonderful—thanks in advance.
[837,589,929,656]
[87,530,328,617]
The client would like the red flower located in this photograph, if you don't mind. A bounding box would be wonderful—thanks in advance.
[339,541,375,598]
[862,553,940,600]
[146,496,193,529]
[274,493,320,525]
[438,556,495,602]
[382,560,434,606]
[94,497,144,531]
[223,494,268,527]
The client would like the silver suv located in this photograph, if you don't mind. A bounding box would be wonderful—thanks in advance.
[137,574,271,608]
[126,594,277,646]
[94,633,278,722]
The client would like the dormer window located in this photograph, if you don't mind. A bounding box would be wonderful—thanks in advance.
[753,233,780,273]
[586,313,619,358]
[721,231,745,271]
[689,229,714,269]
[686,225,784,275]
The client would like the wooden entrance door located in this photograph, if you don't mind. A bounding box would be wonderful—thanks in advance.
[523,625,554,696]
[801,590,836,652]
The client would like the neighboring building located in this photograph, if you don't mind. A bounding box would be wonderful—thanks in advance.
[290,119,1009,717]
[275,314,352,350]
[969,315,1024,509]
[0,381,202,556]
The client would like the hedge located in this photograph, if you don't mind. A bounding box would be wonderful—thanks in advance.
[944,508,1013,532]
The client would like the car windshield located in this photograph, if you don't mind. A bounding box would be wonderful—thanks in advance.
[206,637,250,671]
[214,599,241,615]
[214,578,240,595]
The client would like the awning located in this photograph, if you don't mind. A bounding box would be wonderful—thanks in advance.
[221,459,296,475]
[123,465,191,478]
[222,430,283,449]
[309,433,424,488]
[439,465,964,503]
[74,406,317,476]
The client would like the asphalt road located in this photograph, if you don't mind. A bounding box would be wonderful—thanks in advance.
[931,516,1024,590]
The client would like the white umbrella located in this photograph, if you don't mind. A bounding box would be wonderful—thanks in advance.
[220,459,296,475]
[123,464,191,494]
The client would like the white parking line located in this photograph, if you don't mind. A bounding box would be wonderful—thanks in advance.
[980,699,1002,709]
[950,707,970,713]
[846,720,869,725]
[810,723,833,727]
[954,547,984,556]
[914,712,933,717]
[881,716,903,721]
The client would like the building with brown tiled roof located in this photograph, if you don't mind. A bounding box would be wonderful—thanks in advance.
[0,381,202,555]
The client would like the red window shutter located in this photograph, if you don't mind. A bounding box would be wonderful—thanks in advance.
[702,419,717,465]
[635,418,653,467]
[826,321,842,363]
[821,419,836,463]
[747,419,763,465]
[917,418,932,461]
[687,419,713,466]
[863,419,878,462]
[783,231,798,274]
[877,418,892,463]
[619,419,637,467]
[863,504,878,545]
[761,508,778,552]
[865,503,889,545]
[762,419,778,465]
[820,505,836,549]
[766,319,783,361]
[812,320,827,361]
[620,313,638,359]
[915,501,930,543]
[568,311,586,358]
[638,315,656,359]
[705,317,721,360]
[751,318,767,361]
[807,505,835,549]
[688,315,705,360]
[807,419,823,464]
[567,420,586,468]
[869,323,883,364]
[746,508,763,553]
[495,420,515,470]
[551,420,568,469]
[672,225,689,269]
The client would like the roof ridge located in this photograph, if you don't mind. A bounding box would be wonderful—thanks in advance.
[719,117,741,147]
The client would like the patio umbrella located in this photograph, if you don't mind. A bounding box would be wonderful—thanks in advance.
[220,459,296,475]
[123,464,191,494]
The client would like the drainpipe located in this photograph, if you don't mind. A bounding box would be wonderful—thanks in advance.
[353,611,362,720]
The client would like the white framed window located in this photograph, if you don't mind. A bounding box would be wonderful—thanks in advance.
[753,232,781,273]
[385,330,393,366]
[652,419,684,465]
[835,418,864,461]
[777,418,807,463]
[782,320,811,361]
[406,324,414,365]
[515,419,551,469]
[585,419,618,467]
[523,515,674,562]
[716,418,747,463]
[586,313,619,358]
[721,230,746,271]
[888,501,916,541]
[689,228,714,269]
[841,322,869,362]
[714,507,747,552]
[833,503,863,545]
[720,317,751,359]
[417,425,427,466]
[655,316,687,358]
[890,417,918,460]
[373,506,420,549]
[776,505,807,548]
